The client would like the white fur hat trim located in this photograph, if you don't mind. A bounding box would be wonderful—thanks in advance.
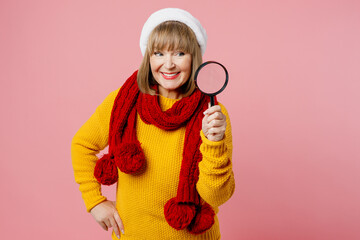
[139,8,207,56]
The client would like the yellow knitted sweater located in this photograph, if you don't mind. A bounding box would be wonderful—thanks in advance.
[71,88,235,240]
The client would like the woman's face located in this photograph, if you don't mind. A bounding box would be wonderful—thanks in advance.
[150,49,192,99]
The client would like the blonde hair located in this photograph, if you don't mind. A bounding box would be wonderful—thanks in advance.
[137,21,202,97]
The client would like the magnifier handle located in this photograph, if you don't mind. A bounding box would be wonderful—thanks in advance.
[210,96,215,107]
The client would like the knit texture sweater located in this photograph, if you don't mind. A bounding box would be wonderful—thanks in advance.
[71,88,235,240]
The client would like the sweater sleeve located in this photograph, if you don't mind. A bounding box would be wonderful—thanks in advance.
[71,89,119,212]
[196,102,235,207]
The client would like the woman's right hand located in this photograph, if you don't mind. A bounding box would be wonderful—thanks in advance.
[90,200,124,238]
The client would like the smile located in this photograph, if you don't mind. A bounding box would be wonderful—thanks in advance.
[161,72,180,80]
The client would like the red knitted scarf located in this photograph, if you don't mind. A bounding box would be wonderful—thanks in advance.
[94,71,215,234]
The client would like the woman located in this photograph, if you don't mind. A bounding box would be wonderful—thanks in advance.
[71,8,234,240]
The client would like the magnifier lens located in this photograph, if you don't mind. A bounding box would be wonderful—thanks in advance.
[196,63,227,95]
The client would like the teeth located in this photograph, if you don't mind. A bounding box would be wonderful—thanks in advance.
[162,72,178,77]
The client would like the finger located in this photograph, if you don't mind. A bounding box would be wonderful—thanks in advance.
[109,216,121,238]
[99,222,108,231]
[208,119,226,128]
[209,131,225,141]
[202,112,209,123]
[104,219,112,230]
[208,127,225,135]
[207,134,220,142]
[207,112,225,122]
[204,105,221,115]
[114,211,125,235]
[202,113,209,133]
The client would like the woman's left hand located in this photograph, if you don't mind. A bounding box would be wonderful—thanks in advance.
[202,105,227,142]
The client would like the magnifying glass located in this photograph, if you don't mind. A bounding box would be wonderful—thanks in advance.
[194,61,229,106]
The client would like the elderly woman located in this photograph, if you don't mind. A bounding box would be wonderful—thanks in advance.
[71,8,234,240]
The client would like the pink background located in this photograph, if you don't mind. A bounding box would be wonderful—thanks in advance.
[1,0,360,239]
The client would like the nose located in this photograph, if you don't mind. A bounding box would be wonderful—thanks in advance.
[164,55,175,69]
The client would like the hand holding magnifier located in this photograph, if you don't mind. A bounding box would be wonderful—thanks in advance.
[194,61,229,106]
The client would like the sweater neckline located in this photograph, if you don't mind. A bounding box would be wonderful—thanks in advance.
[158,94,180,111]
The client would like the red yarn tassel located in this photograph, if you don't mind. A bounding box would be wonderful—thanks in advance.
[187,203,215,234]
[164,198,196,230]
[114,141,145,174]
[94,154,118,185]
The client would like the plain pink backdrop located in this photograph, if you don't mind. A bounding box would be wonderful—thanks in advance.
[1,0,360,239]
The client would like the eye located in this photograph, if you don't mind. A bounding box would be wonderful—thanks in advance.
[176,52,185,56]
[153,52,163,57]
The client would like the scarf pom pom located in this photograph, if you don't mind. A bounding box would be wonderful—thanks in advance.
[164,198,196,230]
[115,142,145,174]
[187,203,215,234]
[94,154,118,185]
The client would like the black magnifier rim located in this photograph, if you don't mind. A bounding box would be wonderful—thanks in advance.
[194,61,229,96]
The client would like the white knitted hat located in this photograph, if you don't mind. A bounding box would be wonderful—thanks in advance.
[139,8,207,56]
